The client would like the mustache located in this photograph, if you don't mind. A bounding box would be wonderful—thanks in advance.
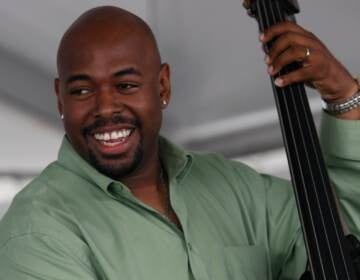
[82,114,140,135]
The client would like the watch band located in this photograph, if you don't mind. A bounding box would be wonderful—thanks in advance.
[322,76,360,115]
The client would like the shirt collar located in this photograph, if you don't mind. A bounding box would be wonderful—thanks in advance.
[159,136,193,182]
[57,136,193,195]
[57,136,114,193]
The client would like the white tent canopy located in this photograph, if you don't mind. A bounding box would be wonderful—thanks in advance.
[0,99,63,174]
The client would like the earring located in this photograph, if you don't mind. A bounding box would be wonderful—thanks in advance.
[60,114,64,120]
[162,100,167,106]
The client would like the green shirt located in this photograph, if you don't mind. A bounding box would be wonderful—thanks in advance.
[1,112,360,280]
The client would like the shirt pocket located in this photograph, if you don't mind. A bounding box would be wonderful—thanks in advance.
[202,244,269,280]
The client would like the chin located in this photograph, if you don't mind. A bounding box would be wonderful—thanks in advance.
[88,144,143,180]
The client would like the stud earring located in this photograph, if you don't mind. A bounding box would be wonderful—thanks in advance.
[162,100,167,106]
[60,114,64,120]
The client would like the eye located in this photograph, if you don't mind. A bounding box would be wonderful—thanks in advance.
[116,83,139,93]
[69,88,93,96]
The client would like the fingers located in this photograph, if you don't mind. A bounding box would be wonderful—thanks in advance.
[260,21,312,43]
[261,22,322,73]
[259,21,328,88]
[266,31,316,65]
[272,48,329,87]
[267,44,310,76]
[259,21,355,104]
[273,66,313,87]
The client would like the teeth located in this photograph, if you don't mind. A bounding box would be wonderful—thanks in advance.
[118,130,131,138]
[94,134,104,140]
[101,141,122,147]
[94,129,132,141]
[104,133,110,141]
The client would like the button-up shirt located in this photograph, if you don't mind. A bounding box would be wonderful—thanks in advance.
[1,113,360,280]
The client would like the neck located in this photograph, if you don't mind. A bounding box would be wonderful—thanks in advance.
[121,156,162,191]
[117,144,180,226]
[117,144,163,201]
[121,154,178,223]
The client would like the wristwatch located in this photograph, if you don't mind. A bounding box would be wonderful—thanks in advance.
[322,76,360,115]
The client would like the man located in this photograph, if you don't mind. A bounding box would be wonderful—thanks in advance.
[0,5,359,280]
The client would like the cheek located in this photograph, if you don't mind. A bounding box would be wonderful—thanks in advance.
[137,97,162,132]
[63,101,92,140]
[62,103,94,160]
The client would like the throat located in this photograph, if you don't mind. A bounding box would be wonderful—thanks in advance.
[129,177,181,228]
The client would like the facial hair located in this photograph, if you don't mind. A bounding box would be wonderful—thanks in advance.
[83,113,143,180]
[88,139,143,180]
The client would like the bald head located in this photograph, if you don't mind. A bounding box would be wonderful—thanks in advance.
[54,6,171,181]
[57,6,161,75]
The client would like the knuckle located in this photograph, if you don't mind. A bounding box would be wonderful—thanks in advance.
[285,46,299,62]
[318,64,329,79]
[289,73,298,82]
[272,60,280,70]
[283,32,292,41]
[284,20,294,28]
[290,46,299,56]
[264,29,272,38]
[307,31,316,39]
[267,47,274,58]
[282,76,291,86]
[314,52,328,67]
[282,32,297,45]
[269,43,279,56]
[280,53,290,66]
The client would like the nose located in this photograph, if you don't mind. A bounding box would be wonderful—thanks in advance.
[93,87,122,119]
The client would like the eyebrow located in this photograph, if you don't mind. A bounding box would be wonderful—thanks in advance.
[66,74,91,85]
[113,67,142,78]
[65,67,142,85]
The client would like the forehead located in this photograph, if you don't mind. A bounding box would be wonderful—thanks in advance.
[58,32,155,78]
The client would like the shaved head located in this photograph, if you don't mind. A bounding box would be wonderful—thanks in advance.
[57,6,161,76]
[54,6,171,181]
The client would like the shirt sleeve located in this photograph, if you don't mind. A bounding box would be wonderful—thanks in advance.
[0,233,98,280]
[320,112,360,238]
[264,112,360,280]
[263,173,307,280]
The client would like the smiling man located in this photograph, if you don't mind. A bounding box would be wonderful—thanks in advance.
[54,7,177,223]
[1,5,360,280]
[56,10,167,183]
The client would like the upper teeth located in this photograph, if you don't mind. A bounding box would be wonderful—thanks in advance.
[94,129,131,141]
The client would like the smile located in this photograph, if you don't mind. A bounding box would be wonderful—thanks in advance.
[93,129,133,146]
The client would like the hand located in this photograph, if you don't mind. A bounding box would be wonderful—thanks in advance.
[260,21,358,103]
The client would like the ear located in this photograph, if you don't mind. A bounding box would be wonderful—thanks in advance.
[54,78,63,117]
[158,63,171,109]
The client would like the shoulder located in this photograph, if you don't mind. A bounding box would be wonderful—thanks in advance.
[185,151,270,203]
[189,151,266,187]
[188,151,294,208]
[0,162,89,249]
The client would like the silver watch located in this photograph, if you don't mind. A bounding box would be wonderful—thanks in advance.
[322,77,360,115]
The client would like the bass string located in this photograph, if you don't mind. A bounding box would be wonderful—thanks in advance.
[258,0,317,249]
[257,0,329,277]
[271,0,337,275]
[255,0,351,277]
[282,2,350,275]
[288,36,348,280]
[270,1,334,276]
[265,0,349,277]
[271,1,348,276]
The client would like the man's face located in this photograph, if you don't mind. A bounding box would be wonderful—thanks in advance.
[55,32,169,179]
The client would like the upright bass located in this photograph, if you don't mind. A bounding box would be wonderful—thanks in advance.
[243,0,360,279]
